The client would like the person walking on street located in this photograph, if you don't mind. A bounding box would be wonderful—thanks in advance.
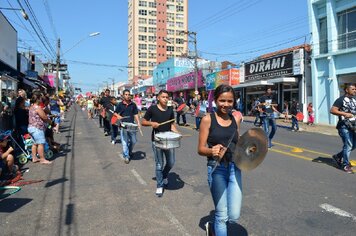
[290,100,300,132]
[100,89,112,136]
[174,91,188,126]
[107,97,119,145]
[142,90,180,197]
[198,84,242,236]
[252,98,262,127]
[330,83,356,174]
[258,87,278,148]
[114,90,141,164]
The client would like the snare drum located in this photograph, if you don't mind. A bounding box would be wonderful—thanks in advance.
[177,104,190,115]
[121,122,138,132]
[154,132,182,149]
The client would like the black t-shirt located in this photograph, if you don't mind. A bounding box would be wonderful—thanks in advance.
[174,96,185,105]
[332,95,356,127]
[100,96,111,109]
[259,94,275,114]
[143,105,174,141]
[14,108,29,127]
[115,101,138,123]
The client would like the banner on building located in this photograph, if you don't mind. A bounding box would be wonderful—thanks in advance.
[206,68,240,90]
[166,70,203,92]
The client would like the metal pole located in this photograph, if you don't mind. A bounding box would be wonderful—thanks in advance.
[193,32,198,94]
[56,38,60,94]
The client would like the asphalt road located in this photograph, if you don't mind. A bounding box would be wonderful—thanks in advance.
[1,106,355,236]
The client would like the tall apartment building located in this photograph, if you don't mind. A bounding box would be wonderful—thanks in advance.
[128,0,188,84]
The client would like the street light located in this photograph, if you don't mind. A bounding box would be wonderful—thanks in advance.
[0,7,29,20]
[56,32,100,94]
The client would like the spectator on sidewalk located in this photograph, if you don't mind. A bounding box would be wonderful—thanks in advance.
[14,96,29,135]
[307,103,315,125]
[330,83,356,174]
[0,134,18,178]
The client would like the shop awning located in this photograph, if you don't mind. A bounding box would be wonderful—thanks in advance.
[232,80,273,88]
[23,78,38,88]
[267,77,297,83]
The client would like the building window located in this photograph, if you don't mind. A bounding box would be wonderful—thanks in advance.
[319,17,328,54]
[139,1,147,7]
[176,22,184,28]
[337,7,356,50]
[138,35,147,41]
[167,29,175,35]
[139,26,147,33]
[176,38,184,44]
[139,52,147,58]
[138,18,147,24]
[148,27,156,33]
[139,9,147,15]
[148,44,156,50]
[167,4,175,11]
[149,36,156,42]
[138,61,147,67]
[167,46,175,52]
[149,10,157,16]
[176,6,184,12]
[149,19,156,25]
[138,44,147,50]
[148,70,153,76]
[149,2,157,8]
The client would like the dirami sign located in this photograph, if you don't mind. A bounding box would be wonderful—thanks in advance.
[167,70,204,92]
[206,68,240,90]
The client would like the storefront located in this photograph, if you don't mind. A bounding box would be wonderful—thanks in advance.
[166,70,205,100]
[235,45,311,118]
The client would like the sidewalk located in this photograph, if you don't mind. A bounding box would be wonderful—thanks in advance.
[243,116,338,136]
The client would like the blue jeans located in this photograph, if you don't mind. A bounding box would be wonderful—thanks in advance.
[291,116,299,130]
[111,124,119,142]
[195,117,202,130]
[176,113,186,125]
[207,162,242,236]
[120,129,137,159]
[336,126,356,167]
[261,116,277,147]
[151,143,175,188]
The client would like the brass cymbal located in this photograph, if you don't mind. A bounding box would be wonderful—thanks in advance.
[233,128,268,171]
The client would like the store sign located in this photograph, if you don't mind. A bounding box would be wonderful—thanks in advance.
[244,52,293,81]
[206,68,240,90]
[293,48,304,75]
[0,12,17,69]
[166,70,203,92]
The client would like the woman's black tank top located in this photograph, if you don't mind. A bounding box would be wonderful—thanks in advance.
[207,112,238,161]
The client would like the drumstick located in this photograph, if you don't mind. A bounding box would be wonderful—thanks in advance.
[181,134,192,137]
[158,119,176,126]
[138,126,144,137]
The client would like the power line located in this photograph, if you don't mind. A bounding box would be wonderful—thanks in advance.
[43,0,58,40]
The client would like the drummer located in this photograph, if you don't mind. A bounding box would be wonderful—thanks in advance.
[114,89,141,164]
[142,89,180,197]
[173,91,188,126]
[197,84,242,236]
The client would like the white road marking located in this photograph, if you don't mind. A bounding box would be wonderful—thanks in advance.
[320,203,356,222]
[161,205,191,236]
[131,169,147,186]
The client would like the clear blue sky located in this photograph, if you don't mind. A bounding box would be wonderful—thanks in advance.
[1,0,309,93]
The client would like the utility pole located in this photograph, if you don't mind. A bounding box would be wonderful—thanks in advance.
[184,31,199,95]
[56,38,60,94]
[110,78,115,97]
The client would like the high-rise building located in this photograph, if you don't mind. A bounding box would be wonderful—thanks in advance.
[128,0,188,84]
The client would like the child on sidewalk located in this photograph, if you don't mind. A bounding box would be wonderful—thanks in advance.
[0,134,18,178]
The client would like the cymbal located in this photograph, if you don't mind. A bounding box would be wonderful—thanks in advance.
[233,128,268,171]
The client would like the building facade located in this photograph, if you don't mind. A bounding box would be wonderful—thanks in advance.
[308,0,356,125]
[128,0,188,84]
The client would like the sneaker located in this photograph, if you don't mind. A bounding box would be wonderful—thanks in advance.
[111,140,115,145]
[343,165,354,174]
[104,131,109,136]
[163,178,168,186]
[124,158,130,164]
[184,123,189,126]
[205,221,215,236]
[332,154,342,168]
[155,187,164,197]
[119,153,125,161]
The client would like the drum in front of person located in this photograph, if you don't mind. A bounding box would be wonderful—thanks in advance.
[154,132,182,149]
[176,103,190,115]
[296,112,304,121]
[121,122,138,132]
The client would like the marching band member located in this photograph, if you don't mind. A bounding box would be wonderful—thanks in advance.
[330,83,356,174]
[197,84,242,236]
[114,90,141,164]
[174,91,188,126]
[142,90,179,197]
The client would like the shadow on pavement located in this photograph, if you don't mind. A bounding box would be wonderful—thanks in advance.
[131,151,146,161]
[45,177,69,188]
[199,210,249,235]
[312,156,339,170]
[165,172,184,191]
[0,198,32,213]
